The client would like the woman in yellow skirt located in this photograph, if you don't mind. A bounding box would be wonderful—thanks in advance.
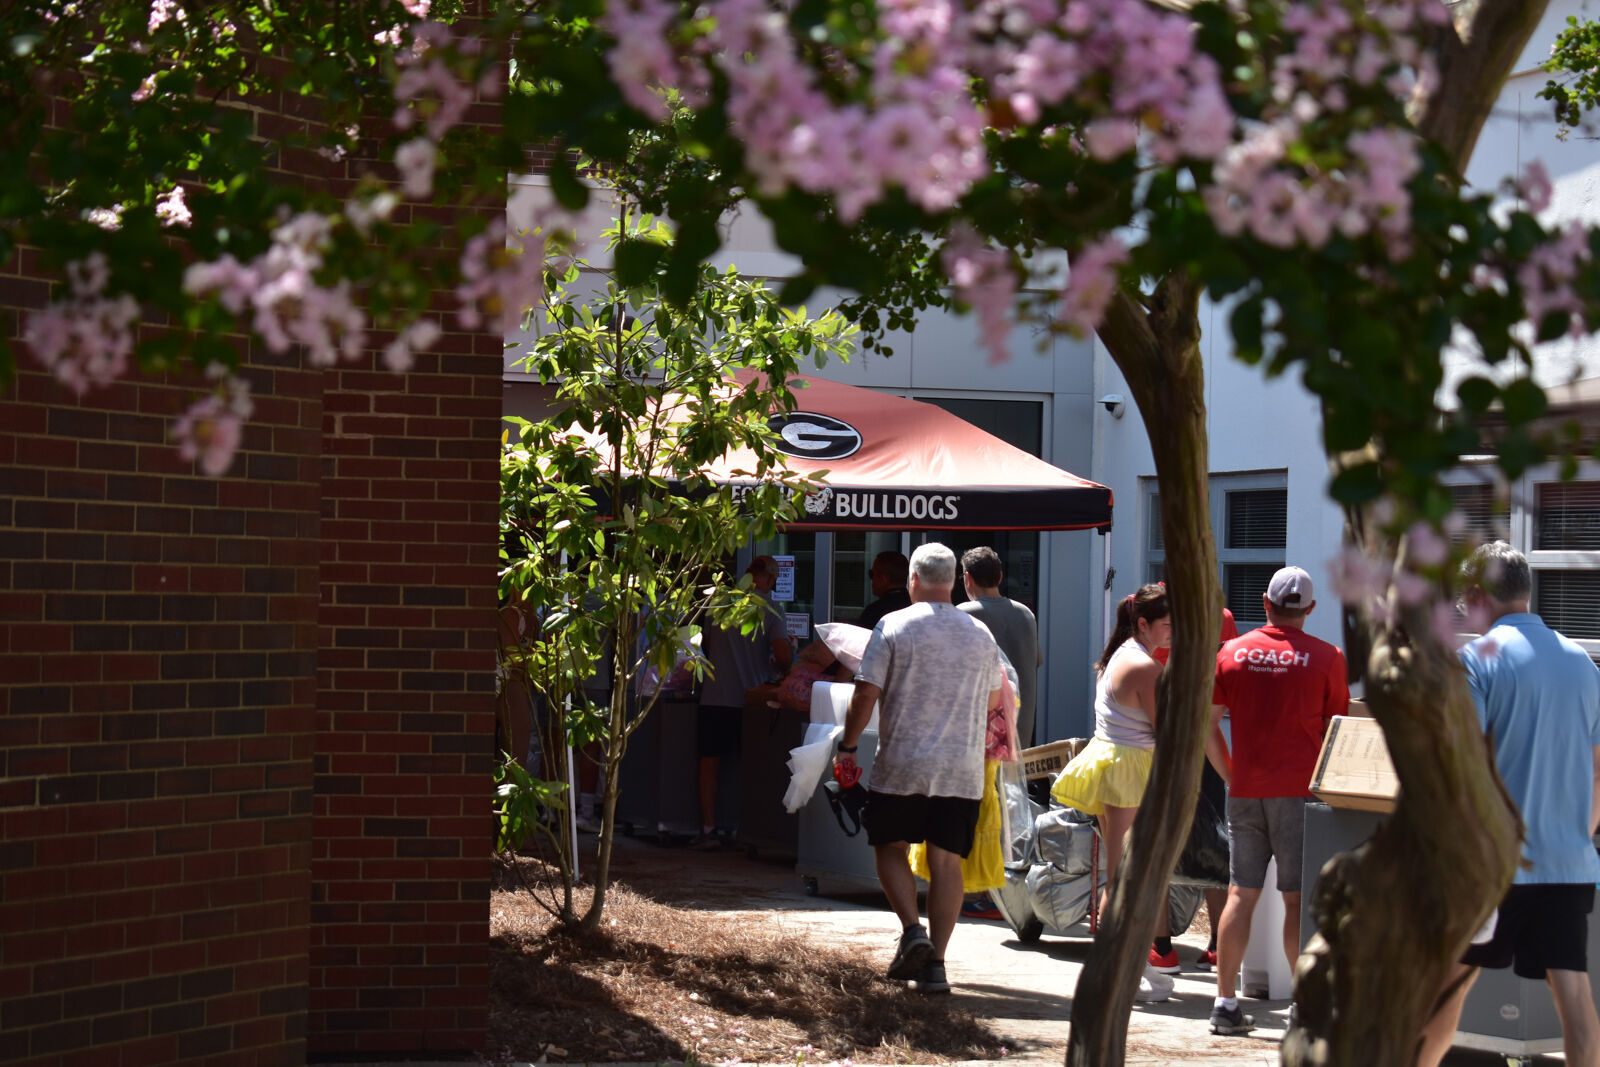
[1050,583,1170,909]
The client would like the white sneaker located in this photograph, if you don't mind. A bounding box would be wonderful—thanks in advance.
[1136,965,1175,1003]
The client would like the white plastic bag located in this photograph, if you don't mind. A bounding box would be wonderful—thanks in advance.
[782,723,842,813]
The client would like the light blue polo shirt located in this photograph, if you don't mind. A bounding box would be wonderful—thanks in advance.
[1459,613,1600,885]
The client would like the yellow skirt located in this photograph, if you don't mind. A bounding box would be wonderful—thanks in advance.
[909,759,1004,893]
[1049,737,1152,816]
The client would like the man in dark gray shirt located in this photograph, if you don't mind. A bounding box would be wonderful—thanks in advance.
[959,547,1042,748]
[693,555,791,849]
[857,550,911,632]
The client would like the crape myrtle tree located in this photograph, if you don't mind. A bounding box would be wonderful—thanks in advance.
[498,210,856,928]
[8,0,1600,1061]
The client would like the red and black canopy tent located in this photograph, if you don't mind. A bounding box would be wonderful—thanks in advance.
[710,373,1113,532]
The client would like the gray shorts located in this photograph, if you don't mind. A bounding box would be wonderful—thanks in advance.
[1227,796,1308,893]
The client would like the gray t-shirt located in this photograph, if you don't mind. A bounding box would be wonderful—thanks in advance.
[959,596,1041,746]
[700,591,787,707]
[856,602,1002,799]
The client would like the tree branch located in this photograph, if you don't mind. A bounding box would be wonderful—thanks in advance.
[1414,0,1552,173]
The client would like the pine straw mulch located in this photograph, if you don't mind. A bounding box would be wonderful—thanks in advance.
[487,856,1013,1065]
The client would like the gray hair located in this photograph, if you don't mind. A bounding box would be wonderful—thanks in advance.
[1464,541,1531,603]
[910,542,957,589]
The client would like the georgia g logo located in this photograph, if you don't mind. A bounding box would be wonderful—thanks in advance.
[768,412,863,460]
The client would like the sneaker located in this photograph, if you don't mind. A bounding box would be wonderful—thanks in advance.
[685,832,721,851]
[1136,967,1175,1003]
[1148,945,1181,974]
[961,897,1004,921]
[915,959,951,995]
[1194,948,1218,972]
[887,924,935,981]
[575,813,603,834]
[1209,1002,1255,1035]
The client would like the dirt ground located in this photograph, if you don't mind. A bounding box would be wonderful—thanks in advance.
[487,841,1017,1065]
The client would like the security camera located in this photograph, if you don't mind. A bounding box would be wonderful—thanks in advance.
[1098,393,1126,419]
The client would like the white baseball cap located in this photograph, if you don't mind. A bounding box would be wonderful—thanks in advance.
[1266,566,1314,609]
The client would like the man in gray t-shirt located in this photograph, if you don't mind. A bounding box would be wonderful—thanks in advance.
[835,543,1001,994]
[958,546,1042,748]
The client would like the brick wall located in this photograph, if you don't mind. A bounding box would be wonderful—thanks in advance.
[0,295,323,1066]
[0,26,503,1067]
[307,294,501,1058]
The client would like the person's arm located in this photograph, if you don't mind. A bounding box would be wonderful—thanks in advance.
[1206,704,1232,785]
[1591,745,1600,836]
[769,635,793,672]
[835,681,882,777]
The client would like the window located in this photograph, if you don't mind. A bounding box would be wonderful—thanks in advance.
[1143,473,1287,630]
[1531,480,1600,645]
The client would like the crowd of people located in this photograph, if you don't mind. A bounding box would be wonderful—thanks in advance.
[816,539,1598,1063]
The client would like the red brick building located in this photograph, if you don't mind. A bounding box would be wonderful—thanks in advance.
[0,59,504,1067]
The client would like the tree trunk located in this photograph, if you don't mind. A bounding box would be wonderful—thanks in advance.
[1068,277,1223,1067]
[1286,594,1521,1067]
[1286,3,1547,1061]
[582,611,637,931]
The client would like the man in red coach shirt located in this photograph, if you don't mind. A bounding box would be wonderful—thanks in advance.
[1205,566,1348,1036]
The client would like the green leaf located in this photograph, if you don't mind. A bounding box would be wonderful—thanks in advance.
[1500,378,1548,425]
[1456,377,1498,414]
[549,153,590,212]
[614,236,666,287]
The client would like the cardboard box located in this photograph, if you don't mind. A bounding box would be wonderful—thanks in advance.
[1019,738,1086,781]
[1309,715,1399,813]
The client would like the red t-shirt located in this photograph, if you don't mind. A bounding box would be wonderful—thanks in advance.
[1152,608,1237,665]
[1212,625,1349,798]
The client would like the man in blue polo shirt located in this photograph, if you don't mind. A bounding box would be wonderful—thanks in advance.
[1418,542,1600,1067]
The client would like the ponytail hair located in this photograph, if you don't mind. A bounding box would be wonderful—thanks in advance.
[1095,583,1169,672]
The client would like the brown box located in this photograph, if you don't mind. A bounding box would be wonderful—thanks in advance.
[1019,738,1086,781]
[1309,715,1399,813]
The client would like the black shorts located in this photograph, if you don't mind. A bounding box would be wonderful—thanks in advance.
[696,704,742,758]
[863,790,981,858]
[1462,883,1594,979]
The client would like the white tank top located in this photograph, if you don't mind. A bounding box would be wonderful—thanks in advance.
[1094,638,1155,750]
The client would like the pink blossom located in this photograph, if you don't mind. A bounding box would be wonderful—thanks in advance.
[942,225,1017,364]
[172,378,252,477]
[23,253,140,396]
[382,317,442,373]
[1060,235,1129,337]
[156,186,191,228]
[1083,119,1138,162]
[148,0,181,32]
[1405,521,1449,567]
[85,205,124,231]
[393,56,475,140]
[395,137,437,199]
[1518,159,1553,214]
[1517,223,1592,336]
[1429,600,1469,650]
[1326,546,1389,607]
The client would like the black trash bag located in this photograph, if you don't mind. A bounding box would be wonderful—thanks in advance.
[1171,766,1230,887]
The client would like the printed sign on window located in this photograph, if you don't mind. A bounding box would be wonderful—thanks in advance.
[773,555,796,600]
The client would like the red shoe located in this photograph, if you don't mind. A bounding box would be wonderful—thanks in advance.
[1195,948,1218,972]
[1148,945,1180,974]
